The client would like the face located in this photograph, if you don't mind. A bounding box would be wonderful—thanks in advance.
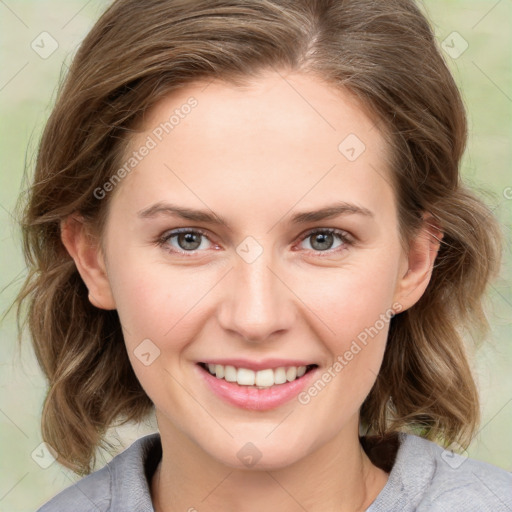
[80,71,427,470]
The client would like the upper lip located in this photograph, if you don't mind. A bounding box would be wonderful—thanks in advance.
[199,359,317,371]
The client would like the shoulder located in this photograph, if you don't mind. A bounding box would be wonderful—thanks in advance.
[422,440,512,512]
[36,463,112,512]
[35,433,161,512]
[416,435,512,511]
[368,433,512,512]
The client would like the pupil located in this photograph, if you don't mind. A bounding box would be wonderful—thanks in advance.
[312,233,333,251]
[179,232,201,250]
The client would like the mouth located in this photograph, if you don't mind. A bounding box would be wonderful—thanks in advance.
[196,361,319,411]
[197,362,318,388]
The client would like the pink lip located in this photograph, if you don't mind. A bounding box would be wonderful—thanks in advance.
[199,358,315,371]
[196,363,319,411]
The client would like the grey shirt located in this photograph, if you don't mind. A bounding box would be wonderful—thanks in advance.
[36,432,512,511]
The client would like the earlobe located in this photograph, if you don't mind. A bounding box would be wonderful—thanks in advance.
[60,216,116,310]
[393,214,443,311]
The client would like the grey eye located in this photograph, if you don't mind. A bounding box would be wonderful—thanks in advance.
[175,232,203,251]
[300,230,347,252]
[309,232,335,251]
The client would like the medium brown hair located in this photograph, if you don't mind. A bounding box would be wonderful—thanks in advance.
[16,0,502,475]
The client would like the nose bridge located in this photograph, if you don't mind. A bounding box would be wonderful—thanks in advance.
[218,242,294,342]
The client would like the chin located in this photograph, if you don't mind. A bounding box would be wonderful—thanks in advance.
[202,435,315,471]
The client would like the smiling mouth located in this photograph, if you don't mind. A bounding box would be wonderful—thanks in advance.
[197,362,318,389]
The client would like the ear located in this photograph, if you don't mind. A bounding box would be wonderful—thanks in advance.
[393,213,443,312]
[60,216,116,310]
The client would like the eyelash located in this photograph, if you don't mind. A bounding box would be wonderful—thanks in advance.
[156,227,354,258]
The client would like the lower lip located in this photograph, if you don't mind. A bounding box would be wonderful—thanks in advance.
[196,364,318,411]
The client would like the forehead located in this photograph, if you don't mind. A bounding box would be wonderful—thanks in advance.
[113,71,396,228]
[139,70,386,155]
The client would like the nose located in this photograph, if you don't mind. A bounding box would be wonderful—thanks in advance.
[217,250,297,343]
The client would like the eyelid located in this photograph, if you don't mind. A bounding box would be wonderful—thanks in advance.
[156,227,217,256]
[299,226,354,244]
[293,227,354,255]
[156,226,354,257]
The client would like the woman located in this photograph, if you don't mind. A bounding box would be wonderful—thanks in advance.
[16,0,511,510]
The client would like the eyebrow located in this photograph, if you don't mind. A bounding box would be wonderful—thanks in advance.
[137,201,374,227]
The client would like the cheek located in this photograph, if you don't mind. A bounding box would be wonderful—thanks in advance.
[106,250,219,350]
[298,257,400,350]
[291,254,400,406]
[107,255,215,407]
[295,286,394,432]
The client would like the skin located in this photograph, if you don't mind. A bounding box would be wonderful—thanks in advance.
[62,70,440,512]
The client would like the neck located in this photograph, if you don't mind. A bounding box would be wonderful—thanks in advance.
[151,417,389,512]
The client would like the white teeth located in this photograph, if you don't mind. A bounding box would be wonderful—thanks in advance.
[214,364,224,379]
[286,366,297,382]
[204,363,312,387]
[237,368,255,385]
[274,367,287,384]
[255,369,274,387]
[224,365,237,382]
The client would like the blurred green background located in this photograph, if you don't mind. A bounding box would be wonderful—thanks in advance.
[1,1,511,510]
